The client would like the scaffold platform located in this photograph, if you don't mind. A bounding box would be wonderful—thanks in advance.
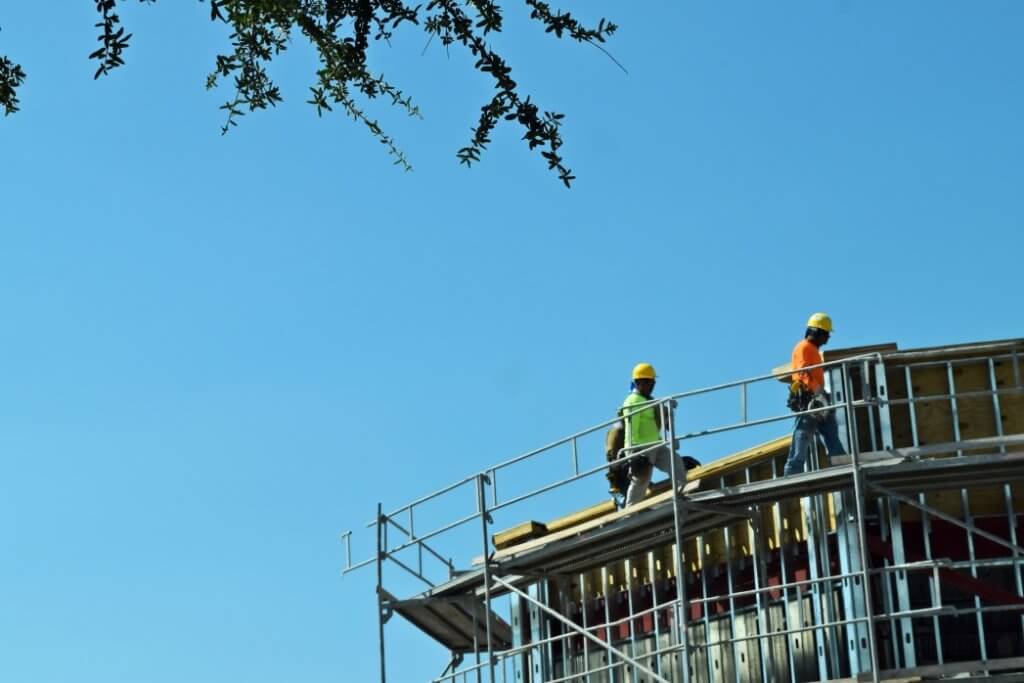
[344,338,1024,683]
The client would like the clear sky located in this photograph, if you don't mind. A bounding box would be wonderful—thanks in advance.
[1,2,1022,682]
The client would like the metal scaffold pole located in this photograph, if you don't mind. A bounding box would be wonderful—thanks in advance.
[477,474,497,682]
[841,363,881,683]
[665,401,691,683]
[376,502,388,683]
[493,576,671,683]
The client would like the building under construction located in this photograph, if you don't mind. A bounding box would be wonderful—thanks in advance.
[343,337,1024,682]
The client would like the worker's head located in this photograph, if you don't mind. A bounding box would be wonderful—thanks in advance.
[631,363,657,397]
[805,312,833,347]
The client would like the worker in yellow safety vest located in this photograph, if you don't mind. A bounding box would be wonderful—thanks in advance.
[782,313,847,476]
[621,363,690,506]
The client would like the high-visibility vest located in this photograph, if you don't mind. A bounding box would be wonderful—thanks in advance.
[622,391,660,447]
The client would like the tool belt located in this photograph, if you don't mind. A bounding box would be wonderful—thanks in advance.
[787,380,814,412]
[605,418,652,495]
[787,381,832,422]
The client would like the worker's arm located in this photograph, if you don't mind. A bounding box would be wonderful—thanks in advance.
[652,398,678,430]
[606,420,625,460]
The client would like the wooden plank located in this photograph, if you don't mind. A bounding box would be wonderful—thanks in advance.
[484,479,702,564]
[821,342,899,363]
[772,361,794,384]
[685,435,792,482]
[886,338,1024,363]
[486,436,791,566]
[545,500,616,534]
[492,520,546,550]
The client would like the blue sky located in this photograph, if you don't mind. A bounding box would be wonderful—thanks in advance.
[1,2,1022,682]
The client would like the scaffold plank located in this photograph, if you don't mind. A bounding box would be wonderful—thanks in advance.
[381,589,513,654]
[492,520,546,550]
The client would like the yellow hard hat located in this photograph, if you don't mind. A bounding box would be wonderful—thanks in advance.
[632,363,657,380]
[806,312,833,333]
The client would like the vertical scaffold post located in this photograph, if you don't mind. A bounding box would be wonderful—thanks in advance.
[904,366,944,662]
[768,459,798,681]
[800,454,832,681]
[750,505,777,682]
[873,360,916,669]
[947,362,988,661]
[989,357,1024,640]
[580,572,593,682]
[665,401,691,683]
[841,363,881,682]
[473,607,482,683]
[829,364,871,676]
[376,502,388,683]
[647,551,664,680]
[810,436,842,676]
[478,474,497,682]
[528,581,550,682]
[719,477,744,683]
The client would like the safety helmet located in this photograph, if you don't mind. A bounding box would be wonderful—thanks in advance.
[632,363,657,380]
[806,312,833,333]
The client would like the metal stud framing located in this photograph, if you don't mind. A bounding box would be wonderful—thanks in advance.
[947,362,988,661]
[874,360,917,668]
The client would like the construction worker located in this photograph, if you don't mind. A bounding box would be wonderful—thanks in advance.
[621,363,690,506]
[782,313,847,476]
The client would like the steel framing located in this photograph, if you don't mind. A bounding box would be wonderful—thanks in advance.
[344,342,1024,682]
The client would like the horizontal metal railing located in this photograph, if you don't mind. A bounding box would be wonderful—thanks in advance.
[343,353,886,579]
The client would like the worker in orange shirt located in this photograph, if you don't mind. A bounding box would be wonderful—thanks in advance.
[782,313,847,476]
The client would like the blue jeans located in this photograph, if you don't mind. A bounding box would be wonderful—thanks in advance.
[783,413,846,476]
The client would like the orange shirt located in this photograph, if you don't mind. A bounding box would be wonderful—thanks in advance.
[791,339,824,391]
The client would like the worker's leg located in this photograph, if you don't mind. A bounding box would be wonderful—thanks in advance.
[783,415,815,476]
[649,445,690,489]
[817,411,846,456]
[625,457,653,506]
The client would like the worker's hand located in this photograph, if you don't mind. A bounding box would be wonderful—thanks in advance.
[668,398,678,410]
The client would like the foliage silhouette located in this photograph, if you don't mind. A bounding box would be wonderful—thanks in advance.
[1,1,619,186]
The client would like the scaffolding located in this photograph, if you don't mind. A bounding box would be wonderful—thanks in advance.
[342,338,1024,682]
